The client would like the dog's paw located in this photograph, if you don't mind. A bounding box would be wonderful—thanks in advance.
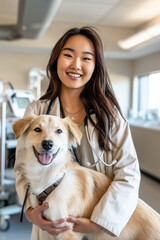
[57,221,73,230]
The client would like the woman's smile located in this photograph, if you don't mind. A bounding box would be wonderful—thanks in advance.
[67,72,82,80]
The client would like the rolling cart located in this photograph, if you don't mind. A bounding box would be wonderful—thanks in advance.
[0,102,21,231]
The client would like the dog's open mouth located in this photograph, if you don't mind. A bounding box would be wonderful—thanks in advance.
[33,147,60,165]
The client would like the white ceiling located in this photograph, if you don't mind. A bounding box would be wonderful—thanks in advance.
[0,0,160,58]
[1,0,160,28]
[53,0,160,29]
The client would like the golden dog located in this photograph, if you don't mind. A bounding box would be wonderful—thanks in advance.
[13,115,160,240]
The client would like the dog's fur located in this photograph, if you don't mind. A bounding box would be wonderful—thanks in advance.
[13,115,160,240]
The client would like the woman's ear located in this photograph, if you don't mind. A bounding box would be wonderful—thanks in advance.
[12,116,35,139]
[63,117,82,148]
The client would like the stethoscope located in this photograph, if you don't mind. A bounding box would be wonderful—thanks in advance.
[46,98,117,168]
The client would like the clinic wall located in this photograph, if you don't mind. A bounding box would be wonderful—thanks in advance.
[0,51,50,97]
[106,58,133,117]
[106,51,160,118]
[133,51,160,76]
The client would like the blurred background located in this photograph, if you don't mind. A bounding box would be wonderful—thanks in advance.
[0,0,160,239]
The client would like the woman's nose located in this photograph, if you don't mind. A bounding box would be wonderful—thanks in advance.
[71,58,81,70]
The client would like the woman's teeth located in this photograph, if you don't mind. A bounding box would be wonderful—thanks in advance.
[68,73,81,78]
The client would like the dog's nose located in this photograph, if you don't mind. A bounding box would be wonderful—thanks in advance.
[42,140,53,151]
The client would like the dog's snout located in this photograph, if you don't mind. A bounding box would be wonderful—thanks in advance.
[42,140,53,151]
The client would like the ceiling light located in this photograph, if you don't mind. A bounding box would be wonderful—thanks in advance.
[118,23,160,49]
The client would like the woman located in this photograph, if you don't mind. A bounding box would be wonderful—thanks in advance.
[14,26,140,239]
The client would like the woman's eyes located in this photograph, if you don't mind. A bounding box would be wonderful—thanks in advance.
[64,54,72,58]
[64,54,92,61]
[83,57,92,61]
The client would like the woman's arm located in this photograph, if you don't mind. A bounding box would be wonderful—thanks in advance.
[90,112,141,237]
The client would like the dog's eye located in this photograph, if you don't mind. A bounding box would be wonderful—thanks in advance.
[56,129,62,134]
[34,127,42,132]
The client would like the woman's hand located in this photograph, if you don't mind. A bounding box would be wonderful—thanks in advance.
[67,216,102,233]
[26,202,70,236]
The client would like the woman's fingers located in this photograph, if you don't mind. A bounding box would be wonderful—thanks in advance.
[67,216,102,233]
[67,216,80,224]
[35,202,49,212]
[26,203,70,236]
[47,225,71,236]
[41,217,68,229]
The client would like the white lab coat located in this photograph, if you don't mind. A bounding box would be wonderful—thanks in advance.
[14,97,140,239]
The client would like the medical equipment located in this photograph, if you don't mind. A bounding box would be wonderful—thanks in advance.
[4,89,35,118]
[29,68,46,100]
[0,88,35,231]
[0,102,21,231]
[2,89,35,142]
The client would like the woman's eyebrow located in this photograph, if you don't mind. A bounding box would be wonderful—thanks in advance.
[63,47,94,56]
[83,51,94,56]
[63,47,74,52]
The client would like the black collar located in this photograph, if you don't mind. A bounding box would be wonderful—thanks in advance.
[37,173,65,204]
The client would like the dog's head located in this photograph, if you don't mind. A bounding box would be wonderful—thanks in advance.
[12,115,82,166]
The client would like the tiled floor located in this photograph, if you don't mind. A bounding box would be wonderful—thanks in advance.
[0,214,32,240]
[0,173,159,240]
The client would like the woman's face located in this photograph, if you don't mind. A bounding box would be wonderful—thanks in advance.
[57,34,95,92]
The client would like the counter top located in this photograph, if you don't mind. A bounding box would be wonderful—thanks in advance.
[128,119,160,131]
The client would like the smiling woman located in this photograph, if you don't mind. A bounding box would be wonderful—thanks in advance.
[14,26,141,240]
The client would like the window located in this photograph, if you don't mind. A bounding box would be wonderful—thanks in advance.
[132,72,160,120]
[148,73,160,110]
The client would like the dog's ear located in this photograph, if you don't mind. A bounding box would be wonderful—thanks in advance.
[12,115,35,139]
[63,117,82,148]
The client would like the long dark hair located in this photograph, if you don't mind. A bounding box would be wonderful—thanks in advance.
[40,26,123,152]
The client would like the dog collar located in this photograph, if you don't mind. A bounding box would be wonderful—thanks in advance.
[37,173,65,204]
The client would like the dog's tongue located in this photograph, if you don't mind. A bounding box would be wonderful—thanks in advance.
[39,153,52,165]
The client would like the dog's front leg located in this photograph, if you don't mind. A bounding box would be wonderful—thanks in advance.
[55,231,84,240]
[30,193,40,208]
